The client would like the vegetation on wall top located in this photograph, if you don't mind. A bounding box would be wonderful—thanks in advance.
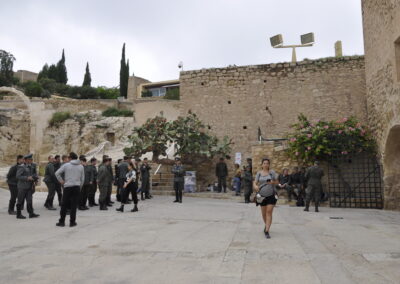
[102,107,133,117]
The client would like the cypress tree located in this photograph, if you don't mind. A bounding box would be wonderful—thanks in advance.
[56,49,68,84]
[82,62,91,87]
[126,59,130,91]
[48,64,58,81]
[119,43,128,98]
[37,63,49,81]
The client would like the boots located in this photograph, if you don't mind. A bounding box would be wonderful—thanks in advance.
[315,202,319,212]
[16,204,26,219]
[141,192,145,201]
[99,201,108,211]
[116,204,124,212]
[28,204,39,218]
[131,204,138,212]
[8,200,16,215]
[304,201,310,212]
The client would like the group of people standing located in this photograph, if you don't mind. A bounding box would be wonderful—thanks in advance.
[5,152,154,227]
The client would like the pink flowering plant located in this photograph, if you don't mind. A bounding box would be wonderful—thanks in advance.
[287,114,376,163]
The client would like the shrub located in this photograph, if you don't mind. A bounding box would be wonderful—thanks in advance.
[141,90,153,97]
[287,114,376,163]
[164,87,180,100]
[96,86,119,99]
[23,81,49,98]
[102,107,133,117]
[49,111,71,127]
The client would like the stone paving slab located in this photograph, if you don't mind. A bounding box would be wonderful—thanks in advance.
[0,189,399,284]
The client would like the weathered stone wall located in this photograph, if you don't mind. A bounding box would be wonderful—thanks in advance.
[13,70,38,83]
[362,0,400,210]
[41,111,134,159]
[133,98,181,126]
[0,98,118,114]
[127,76,151,101]
[0,109,30,164]
[179,57,367,163]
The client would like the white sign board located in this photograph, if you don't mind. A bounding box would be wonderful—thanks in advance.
[235,152,242,165]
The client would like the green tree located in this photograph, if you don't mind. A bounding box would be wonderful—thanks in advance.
[82,62,91,86]
[0,49,16,86]
[47,64,58,81]
[37,64,49,81]
[56,49,68,84]
[119,43,128,98]
[124,112,232,165]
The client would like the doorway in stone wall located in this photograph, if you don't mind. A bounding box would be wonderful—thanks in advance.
[383,125,400,210]
[327,152,383,209]
[106,132,115,146]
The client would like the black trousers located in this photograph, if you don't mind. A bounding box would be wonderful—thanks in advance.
[174,180,184,201]
[122,183,138,205]
[217,176,227,192]
[8,184,18,211]
[60,186,80,224]
[305,184,321,208]
[80,184,91,207]
[55,183,62,206]
[88,182,97,204]
[142,177,150,197]
[45,182,56,206]
[106,184,112,203]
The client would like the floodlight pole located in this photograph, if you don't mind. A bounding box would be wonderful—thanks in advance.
[273,43,313,63]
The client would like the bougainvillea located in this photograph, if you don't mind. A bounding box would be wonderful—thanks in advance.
[286,114,376,163]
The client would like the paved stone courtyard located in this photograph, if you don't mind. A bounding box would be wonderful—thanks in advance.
[1,190,400,284]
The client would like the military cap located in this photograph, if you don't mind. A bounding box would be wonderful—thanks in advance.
[24,154,33,159]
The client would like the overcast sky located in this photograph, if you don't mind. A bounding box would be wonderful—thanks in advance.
[1,0,364,87]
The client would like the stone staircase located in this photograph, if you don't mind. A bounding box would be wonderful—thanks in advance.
[149,163,176,196]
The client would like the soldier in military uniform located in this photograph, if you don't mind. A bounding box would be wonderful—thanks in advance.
[98,157,113,210]
[171,157,185,203]
[53,155,63,206]
[140,158,152,200]
[16,154,40,219]
[304,161,324,212]
[44,155,57,210]
[6,155,24,215]
[87,157,98,207]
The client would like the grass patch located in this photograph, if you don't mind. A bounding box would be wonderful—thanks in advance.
[49,111,71,127]
[102,107,133,117]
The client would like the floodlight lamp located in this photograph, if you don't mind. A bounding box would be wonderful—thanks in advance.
[270,34,283,47]
[301,33,315,45]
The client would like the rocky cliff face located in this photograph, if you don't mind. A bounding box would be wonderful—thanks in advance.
[41,110,134,158]
[0,109,30,165]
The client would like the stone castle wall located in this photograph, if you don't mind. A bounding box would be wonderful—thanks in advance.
[179,57,367,162]
[362,0,400,210]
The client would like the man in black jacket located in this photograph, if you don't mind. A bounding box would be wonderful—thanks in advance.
[6,155,23,215]
[44,155,57,210]
[53,155,62,206]
[140,158,152,200]
[215,157,228,193]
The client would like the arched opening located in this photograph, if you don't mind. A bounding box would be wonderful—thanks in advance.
[383,124,400,210]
